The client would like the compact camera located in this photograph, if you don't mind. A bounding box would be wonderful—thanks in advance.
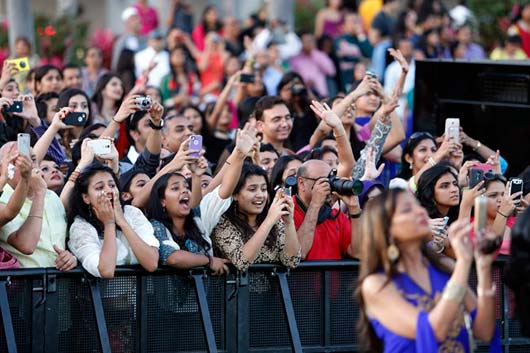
[135,96,152,110]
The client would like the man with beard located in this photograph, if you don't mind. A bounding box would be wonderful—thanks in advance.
[293,159,360,260]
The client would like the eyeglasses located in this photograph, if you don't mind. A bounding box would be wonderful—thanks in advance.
[300,176,320,182]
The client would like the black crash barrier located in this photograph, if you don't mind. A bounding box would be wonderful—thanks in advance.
[0,259,528,353]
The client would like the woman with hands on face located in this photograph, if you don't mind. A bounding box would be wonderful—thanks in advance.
[67,163,159,278]
[211,163,301,272]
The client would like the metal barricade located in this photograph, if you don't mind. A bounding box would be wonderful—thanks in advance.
[0,260,528,353]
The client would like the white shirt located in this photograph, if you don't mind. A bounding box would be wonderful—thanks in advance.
[68,205,160,277]
[126,145,140,165]
[134,47,170,88]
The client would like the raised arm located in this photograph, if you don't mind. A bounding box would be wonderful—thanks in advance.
[6,170,47,255]
[204,124,258,199]
[310,100,355,177]
[60,139,95,208]
[100,95,140,139]
[0,150,31,226]
[206,71,240,130]
[332,75,378,119]
[34,107,72,163]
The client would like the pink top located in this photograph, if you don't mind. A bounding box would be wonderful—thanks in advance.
[469,216,515,257]
[134,4,159,36]
[322,15,344,38]
[289,50,336,97]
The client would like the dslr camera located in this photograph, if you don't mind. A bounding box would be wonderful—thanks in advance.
[327,169,363,196]
[135,96,152,110]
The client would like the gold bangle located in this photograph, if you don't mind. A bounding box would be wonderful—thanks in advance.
[442,281,467,303]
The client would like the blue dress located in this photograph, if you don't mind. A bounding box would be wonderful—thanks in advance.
[369,264,501,353]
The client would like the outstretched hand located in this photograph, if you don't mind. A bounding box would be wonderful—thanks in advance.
[388,48,409,73]
[309,100,342,130]
[361,146,385,181]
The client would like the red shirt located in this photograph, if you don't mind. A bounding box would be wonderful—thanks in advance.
[293,198,352,260]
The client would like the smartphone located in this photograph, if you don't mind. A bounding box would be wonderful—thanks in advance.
[508,177,524,206]
[87,139,112,155]
[64,112,88,126]
[189,135,203,158]
[365,70,377,78]
[469,168,484,189]
[285,187,292,197]
[474,163,493,173]
[445,118,460,142]
[239,73,255,83]
[3,101,23,113]
[6,57,30,73]
[17,133,30,157]
[474,196,487,238]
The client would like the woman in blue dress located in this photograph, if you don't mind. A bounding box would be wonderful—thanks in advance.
[357,188,501,353]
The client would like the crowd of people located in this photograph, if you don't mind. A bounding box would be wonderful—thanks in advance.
[0,0,529,351]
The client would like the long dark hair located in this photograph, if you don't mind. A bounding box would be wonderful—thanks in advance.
[397,132,438,179]
[356,188,449,353]
[34,65,62,94]
[416,161,460,223]
[270,155,303,190]
[505,207,530,337]
[35,92,59,123]
[201,5,222,32]
[224,163,279,249]
[91,73,124,113]
[67,163,121,233]
[146,173,211,253]
[57,88,93,125]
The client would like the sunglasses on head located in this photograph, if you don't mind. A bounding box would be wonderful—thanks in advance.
[409,131,435,142]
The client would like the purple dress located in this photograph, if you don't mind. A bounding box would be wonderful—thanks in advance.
[369,264,501,353]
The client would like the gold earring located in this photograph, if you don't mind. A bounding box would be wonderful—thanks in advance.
[387,238,400,262]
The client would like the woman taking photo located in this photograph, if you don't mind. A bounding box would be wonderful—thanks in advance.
[67,163,159,278]
[212,163,301,272]
[160,46,199,108]
[91,73,125,125]
[357,189,499,352]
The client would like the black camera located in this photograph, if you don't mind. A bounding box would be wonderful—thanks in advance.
[327,169,363,196]
[135,96,152,110]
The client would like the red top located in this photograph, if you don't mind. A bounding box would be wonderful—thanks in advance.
[469,216,516,257]
[134,4,159,36]
[293,197,352,260]
[516,23,530,57]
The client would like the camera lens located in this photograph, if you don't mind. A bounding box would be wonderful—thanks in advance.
[19,61,26,68]
[329,177,364,196]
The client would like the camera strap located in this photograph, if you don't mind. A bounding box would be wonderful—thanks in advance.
[294,195,338,225]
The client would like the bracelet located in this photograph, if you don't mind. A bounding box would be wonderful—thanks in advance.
[349,212,362,219]
[428,157,437,167]
[28,215,43,219]
[112,117,121,124]
[225,160,232,166]
[334,133,345,138]
[497,210,509,218]
[442,281,467,303]
[206,254,214,268]
[477,284,496,298]
[105,220,116,226]
[473,141,482,151]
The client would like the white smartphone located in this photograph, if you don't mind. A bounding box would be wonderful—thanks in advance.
[17,133,30,157]
[87,139,112,155]
[445,118,460,142]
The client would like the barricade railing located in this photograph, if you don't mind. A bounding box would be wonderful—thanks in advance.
[0,259,528,353]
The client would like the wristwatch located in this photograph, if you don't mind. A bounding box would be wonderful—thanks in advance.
[149,118,164,130]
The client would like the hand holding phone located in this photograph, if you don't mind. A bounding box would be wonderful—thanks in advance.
[469,169,484,189]
[445,118,460,142]
[3,101,23,113]
[508,178,524,207]
[189,135,203,158]
[5,57,30,73]
[87,139,112,156]
[64,112,88,126]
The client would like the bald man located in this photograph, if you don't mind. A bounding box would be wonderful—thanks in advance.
[0,142,77,270]
[293,159,361,260]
